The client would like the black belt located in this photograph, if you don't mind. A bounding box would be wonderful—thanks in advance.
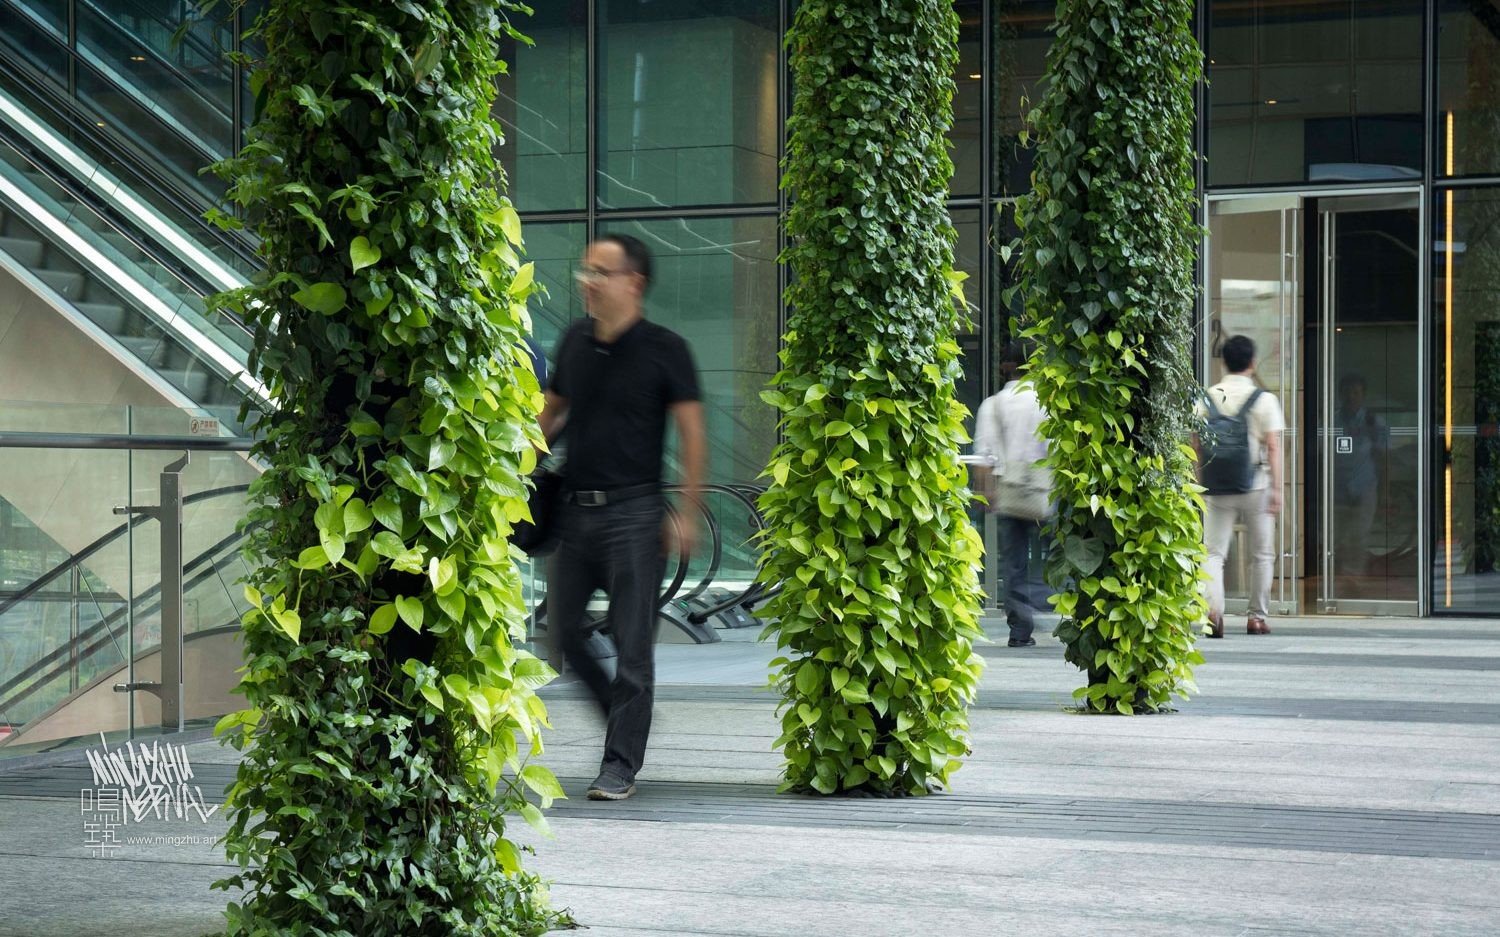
[565,483,660,507]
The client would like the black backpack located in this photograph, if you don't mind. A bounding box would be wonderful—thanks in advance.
[1200,388,1263,495]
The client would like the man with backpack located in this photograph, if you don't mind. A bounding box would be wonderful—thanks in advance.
[1196,335,1285,638]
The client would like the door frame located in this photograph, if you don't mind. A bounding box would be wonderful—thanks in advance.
[1202,185,1430,617]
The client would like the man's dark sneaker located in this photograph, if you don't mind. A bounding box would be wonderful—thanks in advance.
[1007,637,1037,648]
[586,773,636,801]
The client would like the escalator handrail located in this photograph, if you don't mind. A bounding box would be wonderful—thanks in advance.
[0,484,250,623]
[0,167,265,403]
[0,120,252,320]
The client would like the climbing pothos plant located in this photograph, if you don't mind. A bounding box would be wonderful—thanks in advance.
[1006,0,1205,714]
[758,0,986,797]
[204,2,565,933]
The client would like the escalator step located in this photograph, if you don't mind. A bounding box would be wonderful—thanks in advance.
[116,335,161,362]
[73,300,129,333]
[32,267,83,297]
[0,234,44,267]
[177,371,210,400]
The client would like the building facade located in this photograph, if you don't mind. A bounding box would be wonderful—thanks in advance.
[494,1,1500,619]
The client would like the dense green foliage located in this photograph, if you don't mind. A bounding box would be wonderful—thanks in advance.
[1008,0,1205,713]
[759,0,986,796]
[206,2,563,933]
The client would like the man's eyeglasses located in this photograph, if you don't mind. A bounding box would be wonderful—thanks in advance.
[573,266,634,286]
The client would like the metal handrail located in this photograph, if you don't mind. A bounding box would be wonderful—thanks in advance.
[0,433,254,451]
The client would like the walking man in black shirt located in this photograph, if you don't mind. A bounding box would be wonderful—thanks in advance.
[538,234,705,801]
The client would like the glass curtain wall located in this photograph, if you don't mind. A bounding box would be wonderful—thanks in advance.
[1434,2,1500,613]
[1201,0,1500,616]
[496,1,1054,610]
[498,1,1036,482]
[1205,1,1425,187]
[494,1,1500,618]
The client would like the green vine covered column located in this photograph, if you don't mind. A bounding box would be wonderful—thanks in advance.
[1010,0,1205,714]
[758,0,986,797]
[208,2,563,933]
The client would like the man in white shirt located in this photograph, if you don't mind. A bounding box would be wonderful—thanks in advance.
[1196,335,1285,638]
[973,341,1052,647]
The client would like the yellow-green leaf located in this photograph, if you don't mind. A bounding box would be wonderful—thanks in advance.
[495,204,523,245]
[395,596,424,631]
[291,545,328,569]
[344,499,374,534]
[270,606,301,644]
[291,282,346,315]
[429,555,457,595]
[520,764,566,808]
[507,262,535,297]
[349,236,381,272]
[368,603,398,635]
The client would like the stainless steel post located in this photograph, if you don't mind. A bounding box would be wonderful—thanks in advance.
[157,453,188,733]
[111,452,189,733]
[69,565,80,693]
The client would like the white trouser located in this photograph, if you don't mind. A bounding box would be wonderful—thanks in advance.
[1203,488,1275,620]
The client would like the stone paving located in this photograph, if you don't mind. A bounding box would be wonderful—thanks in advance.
[1,615,1498,935]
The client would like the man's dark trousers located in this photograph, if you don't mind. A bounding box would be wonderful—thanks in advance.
[999,514,1047,642]
[548,492,665,783]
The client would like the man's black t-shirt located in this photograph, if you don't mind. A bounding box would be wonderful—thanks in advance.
[548,317,700,491]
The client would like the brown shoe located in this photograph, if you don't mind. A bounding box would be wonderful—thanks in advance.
[1207,613,1224,639]
[1247,617,1270,635]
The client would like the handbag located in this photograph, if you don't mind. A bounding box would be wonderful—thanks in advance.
[992,460,1051,522]
[513,469,564,556]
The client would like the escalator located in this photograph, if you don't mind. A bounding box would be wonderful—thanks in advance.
[0,0,249,225]
[0,0,263,419]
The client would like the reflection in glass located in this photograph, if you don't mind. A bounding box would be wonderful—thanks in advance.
[597,0,779,208]
[0,447,131,737]
[951,1,983,197]
[1436,188,1500,612]
[952,208,984,419]
[496,2,587,212]
[1437,0,1500,177]
[597,215,779,487]
[522,223,587,364]
[76,0,236,158]
[991,1,1053,198]
[1206,1,1424,186]
[1204,200,1301,614]
[594,215,779,595]
[1332,371,1387,578]
[1324,206,1420,604]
